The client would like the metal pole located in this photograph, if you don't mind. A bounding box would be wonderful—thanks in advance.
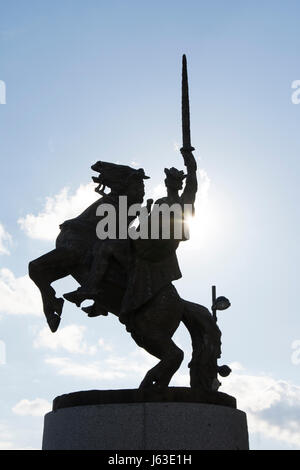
[212,285,217,322]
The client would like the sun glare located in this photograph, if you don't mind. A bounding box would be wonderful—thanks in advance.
[185,198,221,250]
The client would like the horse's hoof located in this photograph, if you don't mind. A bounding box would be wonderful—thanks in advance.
[63,290,91,307]
[82,305,96,316]
[46,313,61,333]
[81,304,108,317]
[139,377,159,390]
[63,291,82,307]
[54,297,64,316]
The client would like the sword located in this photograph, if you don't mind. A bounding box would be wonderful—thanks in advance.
[181,54,195,152]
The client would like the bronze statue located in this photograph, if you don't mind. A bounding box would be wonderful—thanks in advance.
[29,55,231,393]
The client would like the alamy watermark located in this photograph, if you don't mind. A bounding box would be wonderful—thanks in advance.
[0,80,6,104]
[291,80,300,104]
[95,196,193,240]
[0,340,6,365]
[291,340,300,365]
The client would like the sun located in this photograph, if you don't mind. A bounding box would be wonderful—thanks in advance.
[184,197,220,250]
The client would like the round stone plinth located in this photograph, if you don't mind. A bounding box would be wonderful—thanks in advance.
[42,402,249,450]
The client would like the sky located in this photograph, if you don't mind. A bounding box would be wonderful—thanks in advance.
[0,0,300,450]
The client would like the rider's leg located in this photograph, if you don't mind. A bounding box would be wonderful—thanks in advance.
[83,243,111,291]
[79,240,128,292]
[63,241,111,305]
[63,239,128,305]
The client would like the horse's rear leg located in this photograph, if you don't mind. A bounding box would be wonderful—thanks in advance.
[29,248,79,332]
[128,287,183,389]
[133,334,184,389]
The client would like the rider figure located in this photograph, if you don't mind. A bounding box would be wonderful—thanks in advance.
[119,148,197,327]
[63,149,197,326]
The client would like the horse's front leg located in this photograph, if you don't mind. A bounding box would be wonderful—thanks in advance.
[29,248,80,332]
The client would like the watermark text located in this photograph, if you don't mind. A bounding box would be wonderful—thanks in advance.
[0,340,6,365]
[291,80,300,104]
[95,197,193,241]
[0,80,6,104]
[291,340,300,365]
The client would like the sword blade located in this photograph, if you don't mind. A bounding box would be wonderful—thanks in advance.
[181,54,193,150]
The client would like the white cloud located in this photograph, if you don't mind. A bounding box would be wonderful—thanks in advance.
[98,338,114,352]
[0,268,42,316]
[45,348,156,382]
[34,325,97,355]
[12,398,51,417]
[0,423,13,441]
[171,364,300,449]
[0,441,14,450]
[221,368,300,448]
[0,421,39,449]
[18,183,99,241]
[0,224,12,255]
[45,357,125,380]
[229,361,245,372]
[104,348,156,375]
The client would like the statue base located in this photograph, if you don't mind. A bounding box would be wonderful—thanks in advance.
[42,388,249,450]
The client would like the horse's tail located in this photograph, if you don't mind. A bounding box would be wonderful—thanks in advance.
[182,300,222,392]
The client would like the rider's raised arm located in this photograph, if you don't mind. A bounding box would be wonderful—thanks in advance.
[180,148,197,208]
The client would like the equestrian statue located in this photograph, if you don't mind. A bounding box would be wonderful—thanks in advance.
[29,55,231,393]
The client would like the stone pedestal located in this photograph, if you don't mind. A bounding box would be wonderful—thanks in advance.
[42,390,249,450]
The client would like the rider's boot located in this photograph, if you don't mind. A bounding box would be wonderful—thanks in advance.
[63,287,96,306]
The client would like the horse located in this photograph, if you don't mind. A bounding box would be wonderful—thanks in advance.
[28,162,223,392]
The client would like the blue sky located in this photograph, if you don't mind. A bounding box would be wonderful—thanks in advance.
[1,0,300,450]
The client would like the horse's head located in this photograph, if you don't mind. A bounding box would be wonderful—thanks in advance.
[91,161,150,204]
